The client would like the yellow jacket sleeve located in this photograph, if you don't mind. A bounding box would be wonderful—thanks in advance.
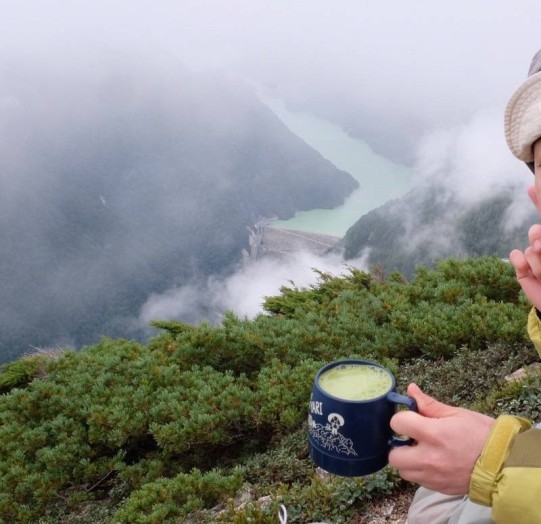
[527,306,541,357]
[468,307,541,523]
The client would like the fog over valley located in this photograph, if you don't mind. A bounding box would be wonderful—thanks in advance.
[1,1,541,361]
[0,57,356,361]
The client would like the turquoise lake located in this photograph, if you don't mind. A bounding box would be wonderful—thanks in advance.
[263,97,414,237]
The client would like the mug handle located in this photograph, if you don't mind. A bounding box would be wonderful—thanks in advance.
[386,391,418,447]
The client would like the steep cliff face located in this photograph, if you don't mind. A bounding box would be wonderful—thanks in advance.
[0,63,357,362]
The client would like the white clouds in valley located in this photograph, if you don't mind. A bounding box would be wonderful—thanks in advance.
[400,109,534,256]
[138,250,370,330]
[414,110,520,204]
[1,2,540,141]
[416,111,528,217]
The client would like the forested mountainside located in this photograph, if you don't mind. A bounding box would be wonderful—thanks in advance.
[0,62,357,363]
[342,185,537,277]
[1,256,539,523]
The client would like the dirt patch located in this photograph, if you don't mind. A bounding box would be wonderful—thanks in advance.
[351,487,416,523]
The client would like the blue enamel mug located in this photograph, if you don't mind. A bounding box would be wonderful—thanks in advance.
[308,359,417,477]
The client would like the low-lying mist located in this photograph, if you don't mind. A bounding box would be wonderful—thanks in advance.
[137,249,369,336]
[2,1,541,363]
[0,55,357,362]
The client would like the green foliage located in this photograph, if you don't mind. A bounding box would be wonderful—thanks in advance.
[215,468,401,524]
[254,359,322,433]
[147,366,256,456]
[261,256,527,360]
[0,354,49,393]
[276,469,399,524]
[149,320,196,337]
[399,342,539,408]
[241,428,313,491]
[479,373,541,421]
[113,468,244,523]
[147,313,269,377]
[0,255,537,522]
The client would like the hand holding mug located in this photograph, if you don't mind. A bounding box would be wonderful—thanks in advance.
[389,383,495,495]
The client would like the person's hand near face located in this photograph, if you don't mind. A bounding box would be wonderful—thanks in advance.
[510,141,541,309]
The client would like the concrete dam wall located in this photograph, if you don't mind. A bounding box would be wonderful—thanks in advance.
[249,222,341,261]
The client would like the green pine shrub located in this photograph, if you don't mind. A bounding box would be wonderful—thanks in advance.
[113,468,244,523]
[0,255,536,522]
[0,353,50,393]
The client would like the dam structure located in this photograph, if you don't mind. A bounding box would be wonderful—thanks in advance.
[249,220,342,261]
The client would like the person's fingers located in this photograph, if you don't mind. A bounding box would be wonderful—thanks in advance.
[509,248,541,309]
[390,409,427,441]
[509,249,531,279]
[388,445,424,476]
[406,383,456,418]
[528,224,541,250]
[390,385,459,441]
[524,245,541,280]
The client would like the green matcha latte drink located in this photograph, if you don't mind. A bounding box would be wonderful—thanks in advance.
[318,363,393,401]
[308,359,417,476]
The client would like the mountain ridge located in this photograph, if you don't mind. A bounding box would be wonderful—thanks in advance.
[341,184,536,277]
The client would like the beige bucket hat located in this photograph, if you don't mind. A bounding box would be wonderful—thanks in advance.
[504,49,541,171]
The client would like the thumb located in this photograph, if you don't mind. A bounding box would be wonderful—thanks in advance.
[406,383,456,418]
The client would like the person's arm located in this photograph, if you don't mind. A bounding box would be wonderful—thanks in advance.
[528,305,541,355]
[389,388,541,524]
[467,297,541,523]
[394,310,541,522]
[469,415,541,524]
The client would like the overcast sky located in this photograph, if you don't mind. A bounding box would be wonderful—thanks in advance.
[2,1,540,163]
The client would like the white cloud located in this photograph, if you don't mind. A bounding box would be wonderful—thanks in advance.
[210,250,367,318]
[138,285,204,327]
[1,1,540,164]
[414,109,525,205]
[395,109,535,258]
[137,249,370,329]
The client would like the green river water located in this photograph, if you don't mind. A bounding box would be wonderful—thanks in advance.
[264,97,414,237]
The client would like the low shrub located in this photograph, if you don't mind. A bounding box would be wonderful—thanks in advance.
[113,468,244,523]
[0,256,536,522]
